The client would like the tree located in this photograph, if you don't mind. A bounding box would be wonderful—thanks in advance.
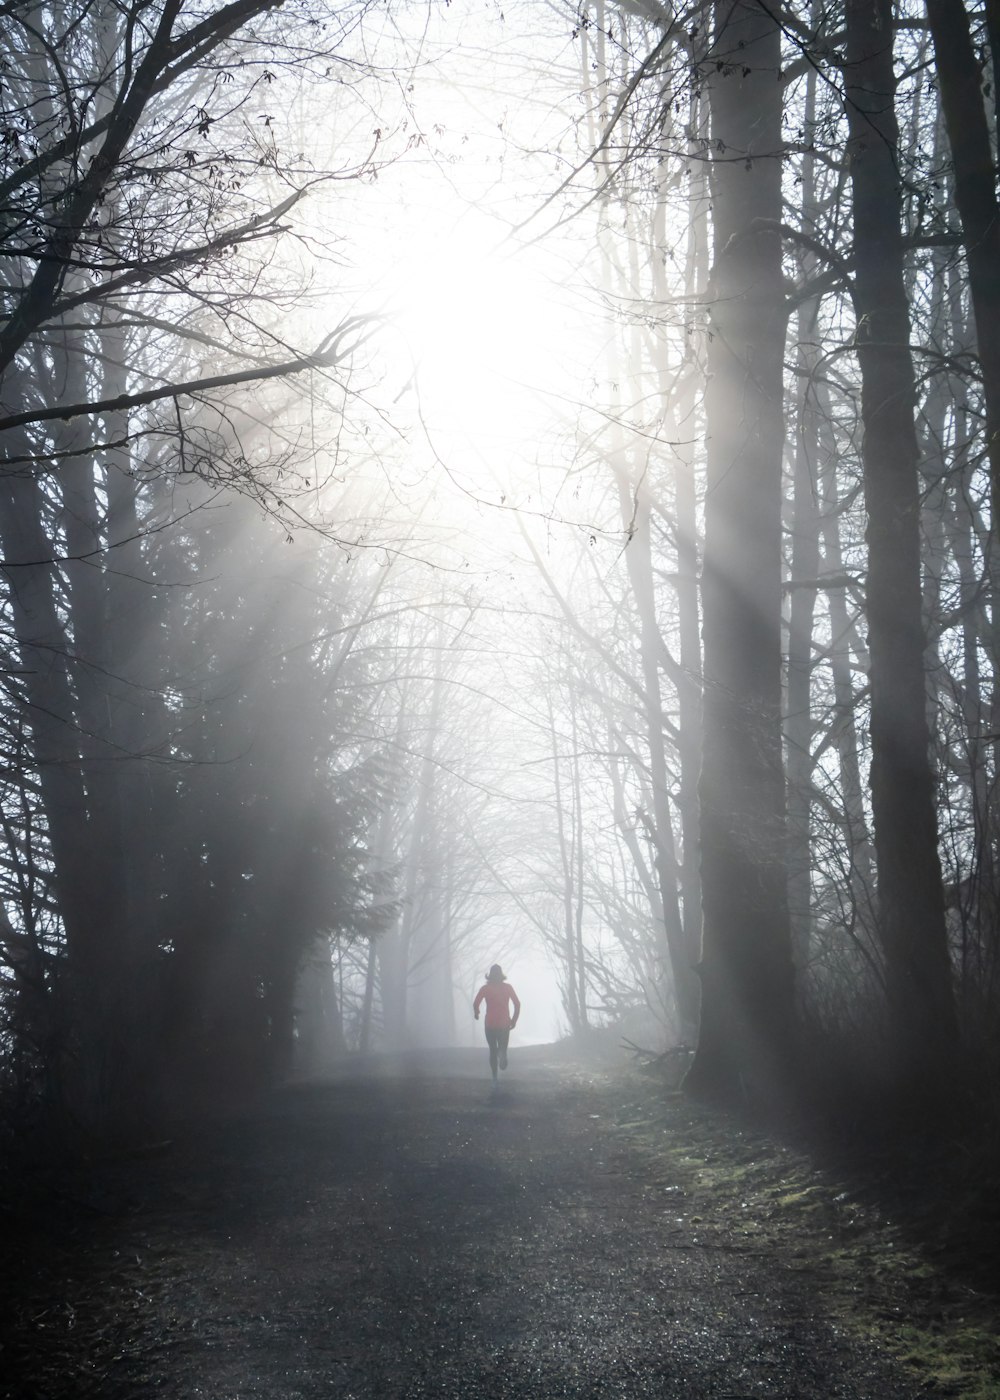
[0,0,379,431]
[684,0,795,1104]
[0,0,392,1129]
[843,0,960,1092]
[924,0,1000,919]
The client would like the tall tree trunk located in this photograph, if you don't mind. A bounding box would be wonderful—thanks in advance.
[592,30,698,1039]
[359,938,378,1055]
[844,0,960,1093]
[570,698,589,1031]
[815,399,876,912]
[685,0,795,1105]
[549,685,584,1033]
[785,57,824,967]
[295,937,346,1071]
[54,319,146,1109]
[924,0,1000,902]
[942,268,995,982]
[786,310,822,966]
[613,470,700,1040]
[0,366,129,1120]
[664,87,708,1001]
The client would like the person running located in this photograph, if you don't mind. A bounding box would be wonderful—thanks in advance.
[473,964,520,1082]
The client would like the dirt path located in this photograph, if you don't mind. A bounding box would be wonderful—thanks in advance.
[1,1048,981,1398]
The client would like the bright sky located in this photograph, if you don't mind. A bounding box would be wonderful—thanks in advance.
[286,0,652,1044]
[291,0,611,548]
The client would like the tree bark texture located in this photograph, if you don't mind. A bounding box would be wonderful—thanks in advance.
[686,0,795,1104]
[844,0,960,1088]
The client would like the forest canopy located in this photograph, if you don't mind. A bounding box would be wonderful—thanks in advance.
[0,0,997,1135]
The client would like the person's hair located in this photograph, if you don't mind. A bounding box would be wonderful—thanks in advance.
[487,963,505,982]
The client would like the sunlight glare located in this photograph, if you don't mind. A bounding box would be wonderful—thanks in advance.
[391,214,575,448]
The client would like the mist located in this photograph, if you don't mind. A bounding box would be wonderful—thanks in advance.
[0,0,992,1111]
[2,0,999,1392]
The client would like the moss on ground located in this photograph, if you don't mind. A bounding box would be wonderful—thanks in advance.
[609,1069,1000,1400]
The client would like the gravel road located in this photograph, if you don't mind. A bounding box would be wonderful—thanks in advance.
[3,1047,944,1399]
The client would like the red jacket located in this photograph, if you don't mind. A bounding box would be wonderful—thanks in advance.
[474,980,520,1030]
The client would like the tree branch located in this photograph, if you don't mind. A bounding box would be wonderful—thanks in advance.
[0,315,381,437]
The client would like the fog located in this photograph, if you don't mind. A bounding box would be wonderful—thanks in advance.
[267,0,678,1061]
[3,3,996,1390]
[0,0,991,1119]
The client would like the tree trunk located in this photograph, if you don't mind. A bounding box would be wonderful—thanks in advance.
[785,59,824,967]
[666,93,707,1009]
[814,398,876,912]
[359,938,378,1055]
[844,0,960,1092]
[685,0,795,1105]
[549,686,584,1033]
[924,0,1000,903]
[0,366,132,1121]
[613,470,700,1039]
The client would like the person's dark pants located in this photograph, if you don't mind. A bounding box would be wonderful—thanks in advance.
[485,1027,510,1079]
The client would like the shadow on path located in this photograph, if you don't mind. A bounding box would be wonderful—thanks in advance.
[2,1048,946,1399]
